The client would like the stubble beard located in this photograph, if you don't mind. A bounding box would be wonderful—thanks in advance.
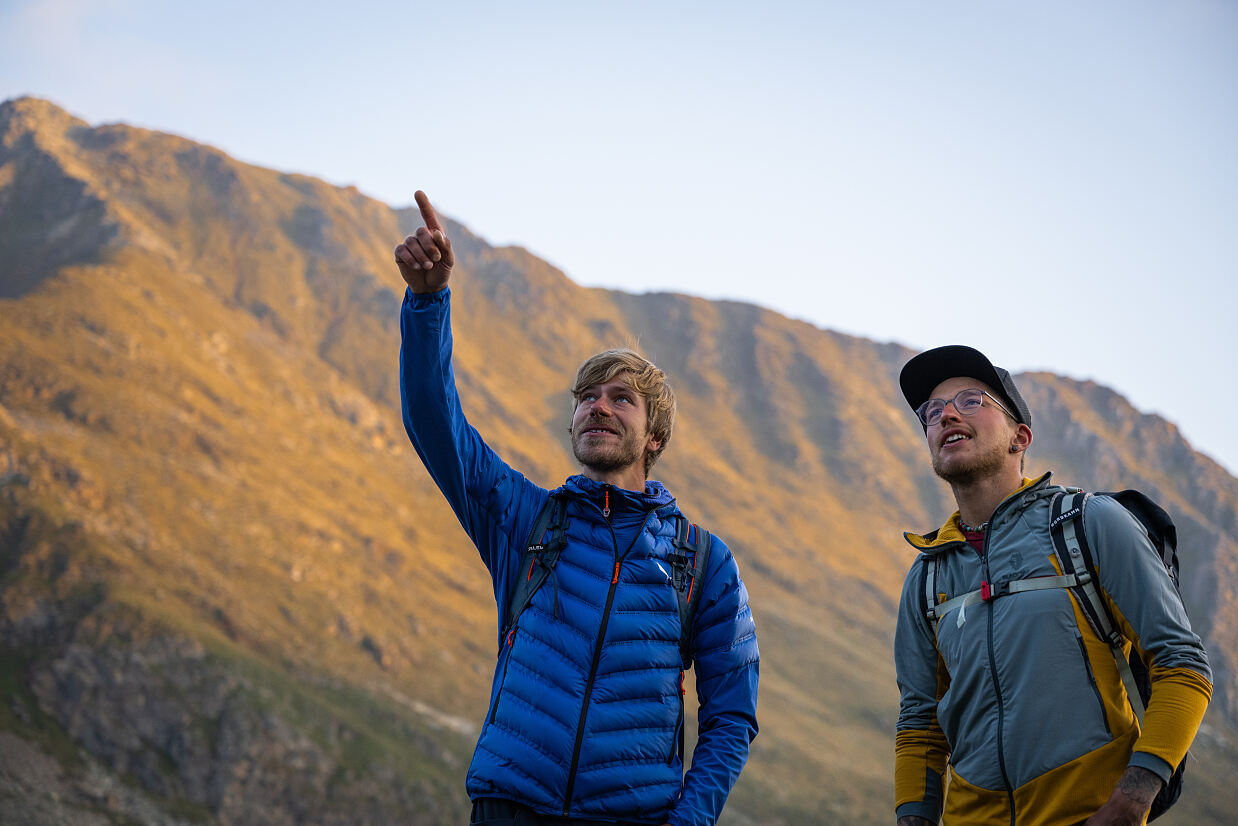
[932,439,1009,486]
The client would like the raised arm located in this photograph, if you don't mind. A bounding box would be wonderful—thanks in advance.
[396,191,544,590]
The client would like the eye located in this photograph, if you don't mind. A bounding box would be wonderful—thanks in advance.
[581,393,598,403]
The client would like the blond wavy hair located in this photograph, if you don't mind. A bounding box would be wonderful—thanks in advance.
[570,348,676,475]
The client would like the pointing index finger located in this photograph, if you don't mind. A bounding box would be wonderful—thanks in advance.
[414,190,443,233]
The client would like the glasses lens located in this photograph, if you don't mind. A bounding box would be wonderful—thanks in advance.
[956,389,985,413]
[918,399,946,426]
[918,389,989,425]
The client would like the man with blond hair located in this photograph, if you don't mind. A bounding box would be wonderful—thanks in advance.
[395,192,759,826]
[892,345,1211,826]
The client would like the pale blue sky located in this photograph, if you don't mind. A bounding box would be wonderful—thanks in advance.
[4,1,1236,474]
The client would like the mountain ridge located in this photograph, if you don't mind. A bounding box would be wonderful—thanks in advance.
[2,96,1235,824]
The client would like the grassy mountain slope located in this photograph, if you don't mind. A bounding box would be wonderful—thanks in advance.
[2,96,1236,824]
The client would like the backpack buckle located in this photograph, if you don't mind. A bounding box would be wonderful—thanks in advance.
[981,580,1010,601]
[668,551,688,591]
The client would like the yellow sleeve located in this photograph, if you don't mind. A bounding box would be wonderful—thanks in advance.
[1136,665,1212,769]
[895,656,950,813]
[895,727,950,809]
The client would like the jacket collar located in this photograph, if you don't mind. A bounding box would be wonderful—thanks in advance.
[904,472,1054,552]
[555,474,676,512]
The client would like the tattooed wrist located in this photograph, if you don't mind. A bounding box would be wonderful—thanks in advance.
[1116,765,1163,805]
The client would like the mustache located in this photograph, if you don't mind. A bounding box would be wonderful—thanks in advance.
[574,417,620,433]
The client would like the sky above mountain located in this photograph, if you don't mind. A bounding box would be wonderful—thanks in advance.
[3,0,1235,474]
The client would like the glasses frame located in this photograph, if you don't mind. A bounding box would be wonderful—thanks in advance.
[916,388,1016,427]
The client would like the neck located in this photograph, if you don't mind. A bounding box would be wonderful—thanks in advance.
[581,465,648,493]
[950,467,1025,528]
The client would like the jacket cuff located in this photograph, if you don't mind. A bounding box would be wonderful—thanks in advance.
[404,286,450,306]
[1129,751,1174,786]
[896,799,942,823]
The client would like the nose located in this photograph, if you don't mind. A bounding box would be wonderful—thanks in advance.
[938,400,964,423]
[588,396,613,416]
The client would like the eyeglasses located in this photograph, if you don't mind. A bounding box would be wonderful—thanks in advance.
[916,388,1016,427]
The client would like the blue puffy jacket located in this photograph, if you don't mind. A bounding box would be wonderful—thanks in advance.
[399,288,759,826]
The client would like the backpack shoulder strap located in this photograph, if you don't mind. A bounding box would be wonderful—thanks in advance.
[923,554,942,637]
[1049,490,1147,722]
[502,494,568,649]
[670,515,712,667]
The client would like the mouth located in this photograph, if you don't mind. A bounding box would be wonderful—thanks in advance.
[940,430,971,448]
[579,423,619,437]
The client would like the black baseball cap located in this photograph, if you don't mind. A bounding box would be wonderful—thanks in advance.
[899,345,1032,427]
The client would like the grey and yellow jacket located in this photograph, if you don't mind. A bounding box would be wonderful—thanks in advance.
[894,474,1211,826]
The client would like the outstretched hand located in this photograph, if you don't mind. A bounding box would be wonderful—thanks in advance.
[394,190,455,293]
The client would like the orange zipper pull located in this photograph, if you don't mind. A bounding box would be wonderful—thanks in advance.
[603,489,610,519]
[612,560,620,584]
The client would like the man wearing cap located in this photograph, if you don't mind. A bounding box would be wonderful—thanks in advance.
[892,345,1211,826]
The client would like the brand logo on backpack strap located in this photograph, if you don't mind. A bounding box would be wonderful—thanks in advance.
[1050,506,1082,530]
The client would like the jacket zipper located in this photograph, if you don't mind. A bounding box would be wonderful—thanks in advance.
[979,514,1016,825]
[667,671,685,764]
[489,630,517,724]
[926,483,1046,826]
[561,491,656,816]
[983,487,1053,825]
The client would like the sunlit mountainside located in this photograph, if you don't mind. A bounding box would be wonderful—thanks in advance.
[2,96,1236,824]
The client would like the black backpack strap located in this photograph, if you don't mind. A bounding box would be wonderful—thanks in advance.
[669,515,712,668]
[502,494,568,650]
[1049,490,1147,721]
[922,554,941,637]
[666,515,712,768]
[1049,492,1109,635]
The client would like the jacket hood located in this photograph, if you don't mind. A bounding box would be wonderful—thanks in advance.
[555,474,676,511]
[904,472,1053,552]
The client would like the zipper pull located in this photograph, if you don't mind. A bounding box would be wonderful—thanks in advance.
[602,488,610,519]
